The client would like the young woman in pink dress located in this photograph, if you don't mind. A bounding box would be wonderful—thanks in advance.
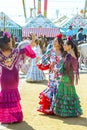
[0,31,36,124]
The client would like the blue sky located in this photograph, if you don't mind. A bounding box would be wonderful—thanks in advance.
[0,0,85,25]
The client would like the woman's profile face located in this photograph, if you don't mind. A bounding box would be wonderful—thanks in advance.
[53,38,61,50]
[63,42,70,52]
[8,38,13,48]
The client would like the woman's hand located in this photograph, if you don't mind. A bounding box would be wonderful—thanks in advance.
[74,74,79,85]
[36,57,41,64]
[29,33,36,47]
[31,33,36,42]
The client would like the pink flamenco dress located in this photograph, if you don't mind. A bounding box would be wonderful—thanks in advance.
[0,45,36,124]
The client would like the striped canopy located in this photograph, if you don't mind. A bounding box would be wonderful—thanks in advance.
[23,14,59,37]
[22,28,60,37]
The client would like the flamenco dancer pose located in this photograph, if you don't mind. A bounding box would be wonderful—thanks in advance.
[0,31,36,124]
[37,34,64,114]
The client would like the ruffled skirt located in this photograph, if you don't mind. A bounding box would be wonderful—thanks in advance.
[54,81,83,117]
[26,64,45,82]
[37,81,58,114]
[0,89,23,123]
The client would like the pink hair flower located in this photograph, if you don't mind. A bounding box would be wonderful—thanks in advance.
[3,32,11,38]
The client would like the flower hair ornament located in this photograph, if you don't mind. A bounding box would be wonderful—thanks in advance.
[3,32,11,38]
[67,36,72,41]
[56,33,62,39]
[67,36,75,45]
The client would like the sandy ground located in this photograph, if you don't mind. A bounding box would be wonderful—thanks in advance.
[0,71,87,130]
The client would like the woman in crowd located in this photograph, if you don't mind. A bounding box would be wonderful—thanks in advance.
[54,36,82,117]
[26,34,45,82]
[37,34,64,114]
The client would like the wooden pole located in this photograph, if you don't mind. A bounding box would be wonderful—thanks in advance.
[44,0,48,17]
[22,0,27,19]
[37,0,41,14]
[84,0,87,18]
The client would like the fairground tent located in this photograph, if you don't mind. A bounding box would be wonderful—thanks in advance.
[59,14,87,35]
[0,12,22,41]
[22,14,60,37]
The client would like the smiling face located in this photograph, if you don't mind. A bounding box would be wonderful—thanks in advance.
[53,38,61,50]
[63,41,71,52]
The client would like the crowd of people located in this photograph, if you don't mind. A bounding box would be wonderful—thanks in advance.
[0,30,83,124]
[66,26,86,45]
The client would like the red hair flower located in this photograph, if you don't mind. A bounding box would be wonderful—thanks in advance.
[67,36,72,41]
[56,33,62,39]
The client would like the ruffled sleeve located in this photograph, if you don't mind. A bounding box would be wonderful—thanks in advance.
[36,45,42,57]
[20,45,36,58]
[71,58,79,74]
[71,57,79,85]
[72,59,79,84]
[37,49,51,71]
[64,54,79,85]
[42,49,51,65]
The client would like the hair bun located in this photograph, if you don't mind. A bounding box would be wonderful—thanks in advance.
[56,33,62,39]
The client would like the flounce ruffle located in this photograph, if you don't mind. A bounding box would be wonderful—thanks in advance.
[37,63,50,70]
[54,83,82,117]
[0,102,23,123]
[0,89,23,123]
[37,93,54,114]
[0,89,21,103]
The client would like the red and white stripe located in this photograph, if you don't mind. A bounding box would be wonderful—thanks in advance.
[22,28,60,37]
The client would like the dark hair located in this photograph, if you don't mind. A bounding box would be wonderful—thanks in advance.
[66,38,79,59]
[78,28,83,32]
[56,37,64,54]
[11,34,16,47]
[53,34,65,56]
[38,37,48,50]
[0,31,11,51]
[69,26,72,29]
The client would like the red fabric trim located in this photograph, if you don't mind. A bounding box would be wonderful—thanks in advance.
[37,63,50,70]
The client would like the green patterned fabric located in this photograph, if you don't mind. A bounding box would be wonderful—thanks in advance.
[54,65,82,117]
